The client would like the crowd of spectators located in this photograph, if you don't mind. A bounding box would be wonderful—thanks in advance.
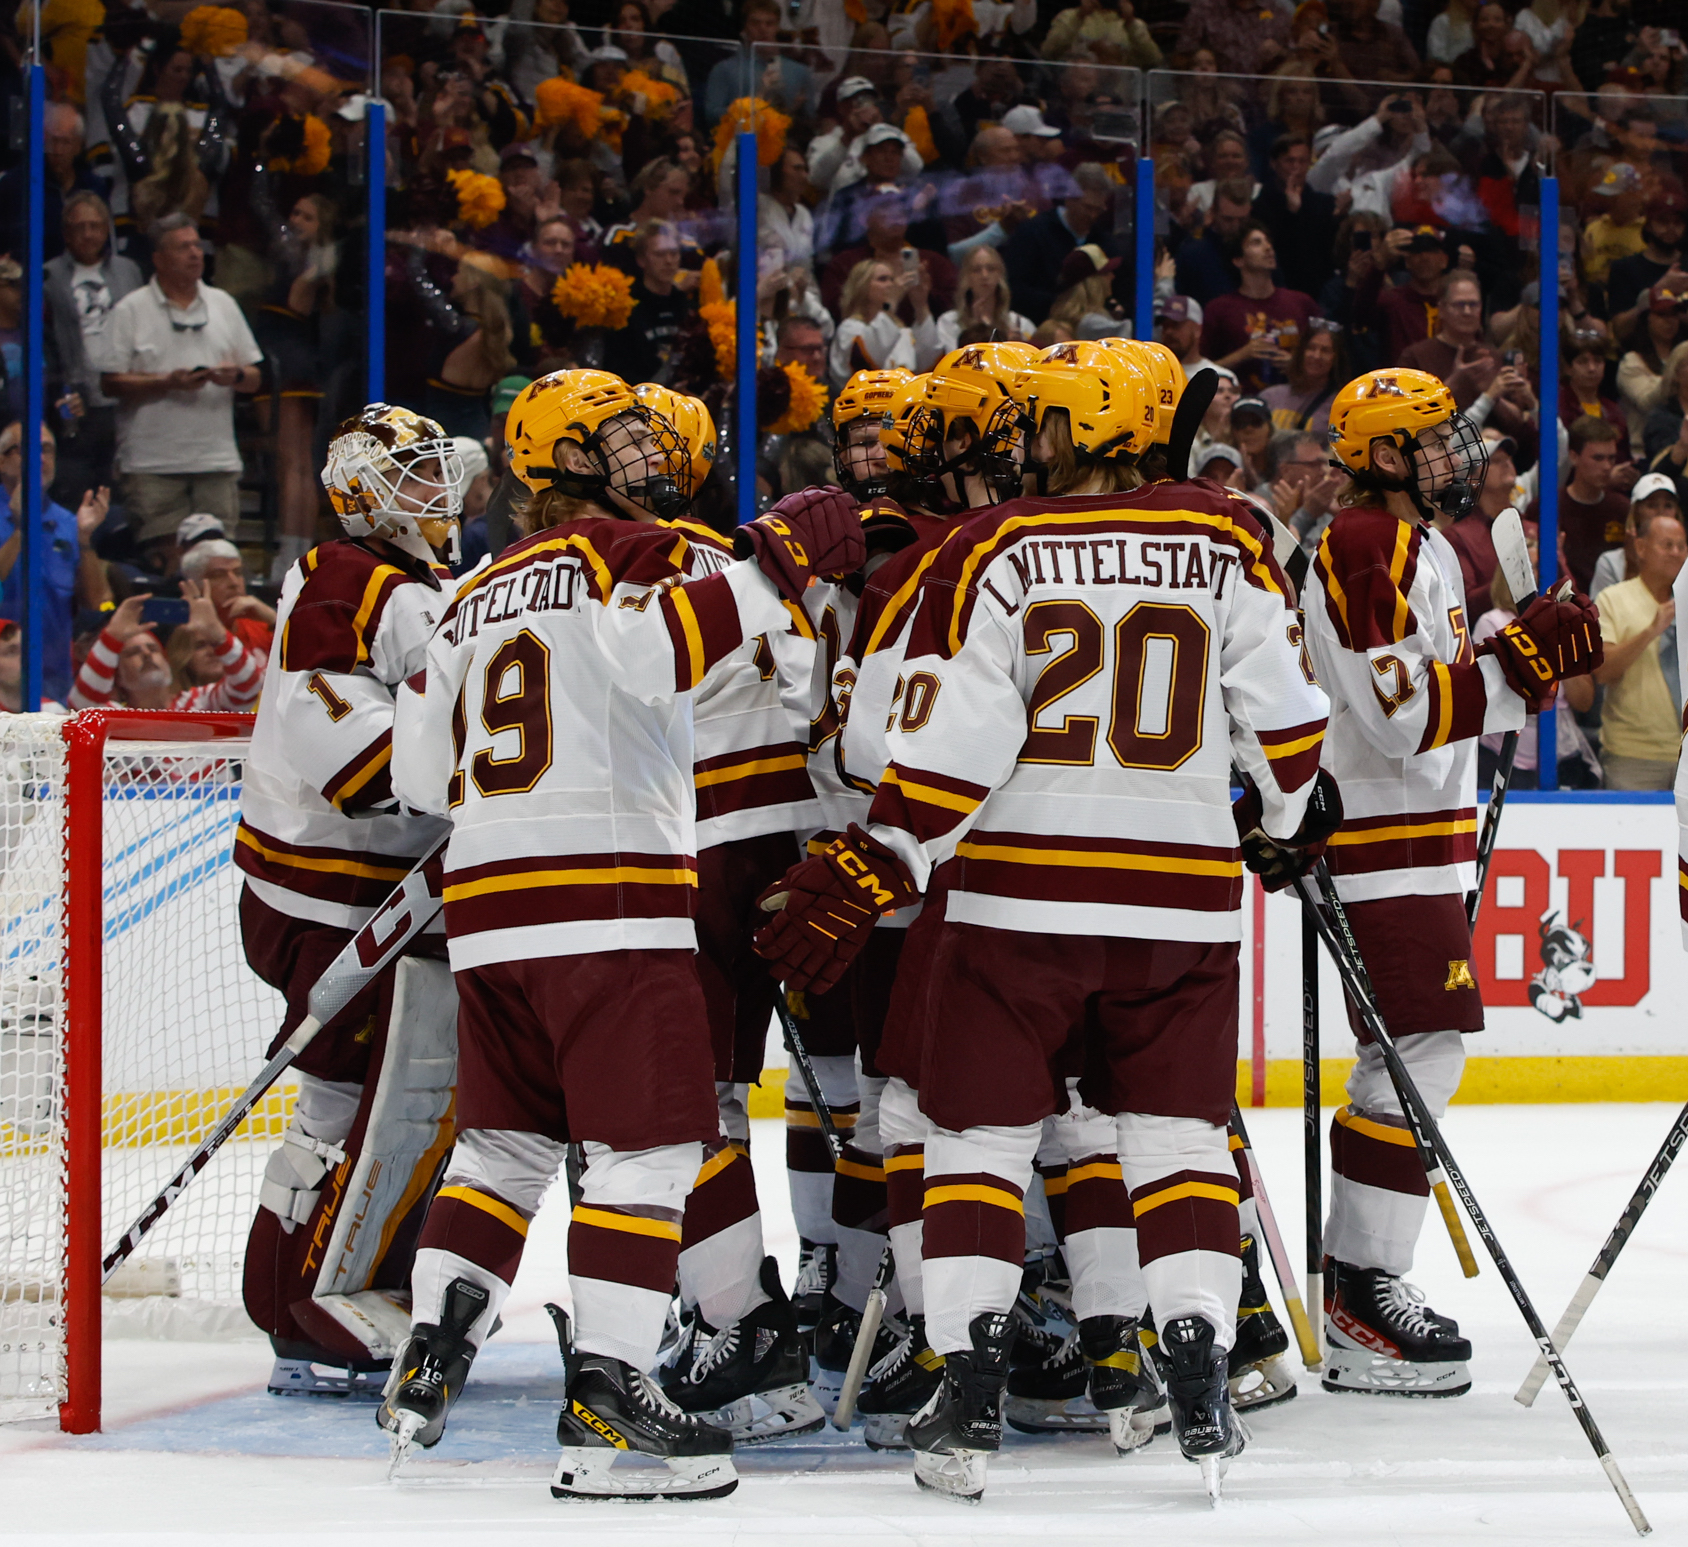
[0,0,1685,778]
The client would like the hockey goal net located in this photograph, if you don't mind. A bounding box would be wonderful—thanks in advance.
[0,709,285,1432]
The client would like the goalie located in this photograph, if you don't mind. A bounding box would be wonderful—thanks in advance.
[236,405,467,1397]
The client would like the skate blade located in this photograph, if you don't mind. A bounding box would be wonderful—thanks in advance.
[1230,1352,1298,1412]
[1320,1345,1471,1398]
[1105,1404,1162,1455]
[700,1382,826,1446]
[550,1448,739,1501]
[268,1359,388,1401]
[862,1411,912,1451]
[912,1447,989,1504]
[1200,1453,1228,1506]
[1004,1394,1107,1434]
[385,1412,425,1482]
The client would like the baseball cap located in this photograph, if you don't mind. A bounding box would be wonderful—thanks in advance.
[1650,282,1685,313]
[1594,162,1641,196]
[584,43,627,64]
[176,512,227,550]
[491,375,532,415]
[1056,242,1121,291]
[1198,442,1243,472]
[1002,104,1061,138]
[1157,295,1203,325]
[1231,397,1271,424]
[837,76,877,102]
[1631,471,1681,505]
[862,123,908,150]
[1481,427,1518,458]
[1519,281,1540,306]
[1405,225,1446,254]
[500,143,540,168]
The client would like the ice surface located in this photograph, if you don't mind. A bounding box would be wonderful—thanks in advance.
[4,1105,1687,1545]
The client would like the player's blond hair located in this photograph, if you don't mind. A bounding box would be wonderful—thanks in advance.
[1039,408,1141,497]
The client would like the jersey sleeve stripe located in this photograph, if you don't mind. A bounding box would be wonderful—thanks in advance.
[661,571,742,691]
[693,746,809,787]
[1416,660,1488,754]
[666,585,708,688]
[443,861,699,902]
[350,565,408,664]
[1387,520,1415,643]
[880,766,986,814]
[322,730,395,812]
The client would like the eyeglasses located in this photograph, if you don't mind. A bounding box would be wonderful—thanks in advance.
[169,318,207,333]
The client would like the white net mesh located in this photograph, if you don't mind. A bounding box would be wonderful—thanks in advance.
[0,715,288,1425]
[0,714,69,1423]
[99,735,287,1339]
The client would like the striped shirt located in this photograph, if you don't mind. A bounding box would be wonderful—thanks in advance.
[70,625,265,712]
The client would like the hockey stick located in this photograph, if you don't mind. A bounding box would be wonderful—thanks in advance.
[772,994,844,1163]
[1515,1098,1688,1408]
[833,1243,894,1430]
[1310,865,1480,1280]
[1229,1106,1320,1369]
[1301,900,1324,1361]
[1467,507,1550,930]
[1164,367,1218,482]
[101,836,449,1282]
[1295,866,1651,1537]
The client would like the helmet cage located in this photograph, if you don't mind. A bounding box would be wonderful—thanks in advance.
[553,406,686,520]
[834,415,890,498]
[1340,409,1489,524]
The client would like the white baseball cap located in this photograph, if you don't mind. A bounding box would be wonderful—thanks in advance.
[837,76,878,101]
[1002,104,1061,138]
[862,122,908,150]
[1631,471,1681,506]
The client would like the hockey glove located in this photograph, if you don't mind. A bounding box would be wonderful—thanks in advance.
[753,824,922,994]
[1477,589,1603,704]
[735,486,866,602]
[1233,768,1343,893]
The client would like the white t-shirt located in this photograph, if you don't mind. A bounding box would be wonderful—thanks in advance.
[69,263,114,343]
[91,279,262,476]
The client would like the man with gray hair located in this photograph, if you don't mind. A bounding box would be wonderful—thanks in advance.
[1002,161,1119,324]
[176,511,275,656]
[91,213,262,563]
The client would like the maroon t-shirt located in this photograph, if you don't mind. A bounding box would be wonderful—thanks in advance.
[1200,287,1322,394]
[1445,512,1498,617]
[1525,488,1630,593]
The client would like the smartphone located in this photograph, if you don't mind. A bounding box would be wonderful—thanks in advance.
[141,597,190,632]
[1354,230,1373,251]
[900,245,919,277]
[1387,97,1412,116]
[1502,349,1523,368]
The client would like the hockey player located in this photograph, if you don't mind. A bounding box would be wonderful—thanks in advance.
[1301,370,1602,1397]
[784,368,915,1337]
[821,343,1039,1442]
[756,346,1337,1501]
[631,382,825,1445]
[237,405,465,1398]
[382,370,863,1499]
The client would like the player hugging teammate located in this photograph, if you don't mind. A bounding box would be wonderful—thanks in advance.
[237,349,1599,1505]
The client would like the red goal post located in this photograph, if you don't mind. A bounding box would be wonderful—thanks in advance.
[0,709,281,1435]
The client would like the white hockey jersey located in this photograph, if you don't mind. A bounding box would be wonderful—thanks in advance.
[236,540,453,932]
[862,483,1330,942]
[1302,504,1526,904]
[390,516,791,970]
[663,518,820,850]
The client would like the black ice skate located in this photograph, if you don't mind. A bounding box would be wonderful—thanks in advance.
[660,1258,824,1444]
[792,1238,834,1338]
[376,1277,488,1477]
[811,1289,897,1413]
[1230,1234,1297,1412]
[1160,1315,1246,1505]
[857,1314,945,1450]
[1081,1314,1171,1453]
[1322,1258,1472,1398]
[1004,1329,1102,1434]
[904,1311,1015,1503]
[549,1305,738,1501]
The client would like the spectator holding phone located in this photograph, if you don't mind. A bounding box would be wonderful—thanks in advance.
[68,583,264,712]
[1201,222,1322,393]
[176,512,275,658]
[91,213,262,568]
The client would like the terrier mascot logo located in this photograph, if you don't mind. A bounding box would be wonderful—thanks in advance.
[1527,910,1596,1022]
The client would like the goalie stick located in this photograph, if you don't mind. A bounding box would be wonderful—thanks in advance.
[1515,1098,1688,1408]
[772,994,844,1163]
[1230,1106,1320,1370]
[1295,863,1651,1538]
[101,835,450,1282]
[1311,865,1479,1280]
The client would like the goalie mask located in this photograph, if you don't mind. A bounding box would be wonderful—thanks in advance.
[506,370,685,520]
[1328,368,1490,524]
[322,404,466,565]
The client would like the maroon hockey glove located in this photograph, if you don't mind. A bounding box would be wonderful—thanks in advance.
[753,824,922,994]
[1232,769,1343,893]
[1477,590,1603,704]
[735,487,866,602]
